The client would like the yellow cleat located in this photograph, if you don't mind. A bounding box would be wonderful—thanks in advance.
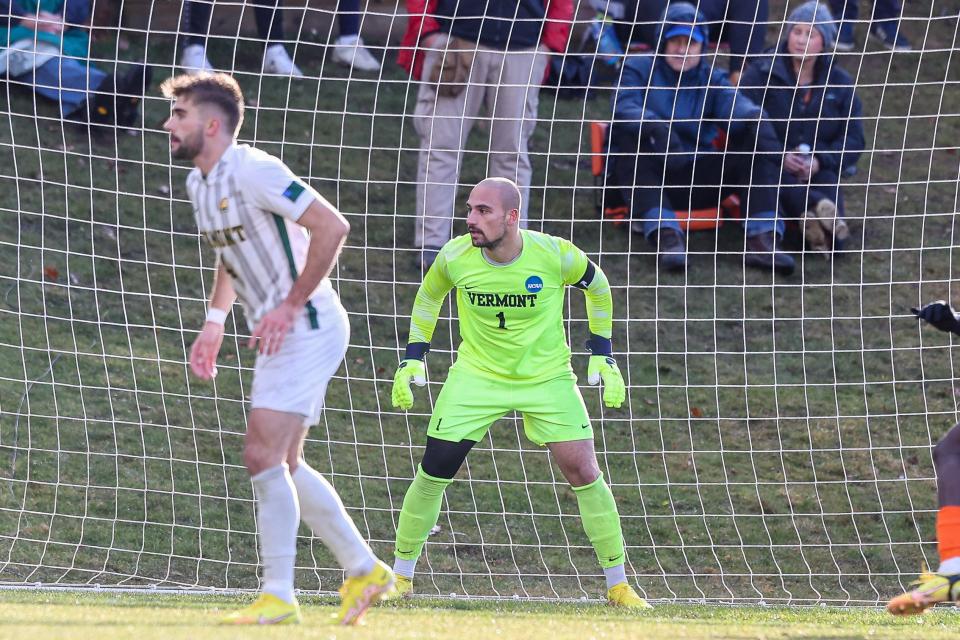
[220,593,301,625]
[607,582,653,609]
[380,574,413,602]
[393,575,414,598]
[336,560,396,625]
[887,571,960,615]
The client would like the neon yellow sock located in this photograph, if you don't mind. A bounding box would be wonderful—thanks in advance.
[394,465,453,561]
[573,472,626,568]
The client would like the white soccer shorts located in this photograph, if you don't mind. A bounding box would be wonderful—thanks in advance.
[250,300,349,426]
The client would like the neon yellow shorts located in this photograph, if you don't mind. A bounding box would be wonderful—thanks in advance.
[427,365,593,446]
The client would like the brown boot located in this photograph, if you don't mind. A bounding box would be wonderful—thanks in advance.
[745,231,795,275]
[648,227,687,272]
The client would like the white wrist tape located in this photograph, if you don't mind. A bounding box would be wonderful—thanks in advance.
[205,308,228,325]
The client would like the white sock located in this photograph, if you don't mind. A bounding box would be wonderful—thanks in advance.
[266,43,287,56]
[251,464,300,604]
[336,34,360,46]
[393,557,417,579]
[292,462,377,577]
[604,563,627,590]
[939,556,960,574]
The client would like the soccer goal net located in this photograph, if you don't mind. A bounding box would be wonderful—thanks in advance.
[1,0,957,605]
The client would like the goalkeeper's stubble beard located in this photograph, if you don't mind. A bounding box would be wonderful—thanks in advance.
[468,215,509,250]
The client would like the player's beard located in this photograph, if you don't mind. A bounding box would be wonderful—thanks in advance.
[469,220,508,249]
[171,127,204,161]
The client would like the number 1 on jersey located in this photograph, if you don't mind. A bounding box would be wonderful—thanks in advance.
[496,311,506,330]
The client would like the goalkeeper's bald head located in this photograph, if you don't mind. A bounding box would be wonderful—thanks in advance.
[476,177,521,217]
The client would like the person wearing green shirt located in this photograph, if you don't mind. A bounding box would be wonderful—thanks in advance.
[389,177,650,608]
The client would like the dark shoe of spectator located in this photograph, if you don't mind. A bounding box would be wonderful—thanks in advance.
[86,85,114,126]
[835,23,856,52]
[88,64,152,128]
[116,64,152,126]
[648,227,687,272]
[418,247,441,271]
[744,231,795,275]
[870,21,912,51]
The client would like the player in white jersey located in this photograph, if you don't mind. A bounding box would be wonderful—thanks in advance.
[160,73,394,626]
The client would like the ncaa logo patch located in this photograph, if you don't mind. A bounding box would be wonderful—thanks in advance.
[525,275,543,293]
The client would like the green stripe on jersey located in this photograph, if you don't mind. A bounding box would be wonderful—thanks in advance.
[272,214,319,330]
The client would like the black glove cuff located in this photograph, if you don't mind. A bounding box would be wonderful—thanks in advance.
[585,334,612,357]
[404,342,430,361]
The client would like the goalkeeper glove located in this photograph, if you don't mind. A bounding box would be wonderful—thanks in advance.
[392,343,429,410]
[585,335,625,409]
[912,301,960,335]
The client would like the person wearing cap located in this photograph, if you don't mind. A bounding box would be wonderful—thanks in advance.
[739,1,864,254]
[609,1,794,275]
[626,0,770,84]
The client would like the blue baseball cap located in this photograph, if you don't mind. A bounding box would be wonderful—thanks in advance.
[663,24,706,44]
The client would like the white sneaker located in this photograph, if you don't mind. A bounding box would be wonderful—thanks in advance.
[332,35,381,72]
[180,44,214,75]
[263,44,304,77]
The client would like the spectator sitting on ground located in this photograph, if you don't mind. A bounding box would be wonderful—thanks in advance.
[0,0,150,129]
[609,1,793,275]
[626,0,770,84]
[739,1,864,254]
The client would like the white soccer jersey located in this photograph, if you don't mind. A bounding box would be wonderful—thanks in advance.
[187,143,334,331]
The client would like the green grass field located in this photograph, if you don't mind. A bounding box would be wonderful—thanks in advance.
[2,0,960,615]
[2,590,960,640]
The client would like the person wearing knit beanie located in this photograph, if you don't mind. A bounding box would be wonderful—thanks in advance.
[787,1,839,50]
[738,1,865,254]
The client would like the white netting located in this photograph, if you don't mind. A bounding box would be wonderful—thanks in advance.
[1,0,958,604]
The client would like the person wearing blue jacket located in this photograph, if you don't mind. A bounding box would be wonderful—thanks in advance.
[1,0,150,127]
[610,2,793,275]
[626,0,770,83]
[739,1,864,253]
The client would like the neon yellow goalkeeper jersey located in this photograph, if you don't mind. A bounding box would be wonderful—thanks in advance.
[407,230,612,381]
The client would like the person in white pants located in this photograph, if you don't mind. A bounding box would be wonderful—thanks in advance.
[396,0,574,270]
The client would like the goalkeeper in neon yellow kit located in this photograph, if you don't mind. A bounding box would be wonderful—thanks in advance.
[390,177,649,608]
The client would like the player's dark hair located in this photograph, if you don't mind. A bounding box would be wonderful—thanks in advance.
[160,73,245,136]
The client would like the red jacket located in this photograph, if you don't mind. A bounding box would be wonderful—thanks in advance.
[397,0,574,80]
